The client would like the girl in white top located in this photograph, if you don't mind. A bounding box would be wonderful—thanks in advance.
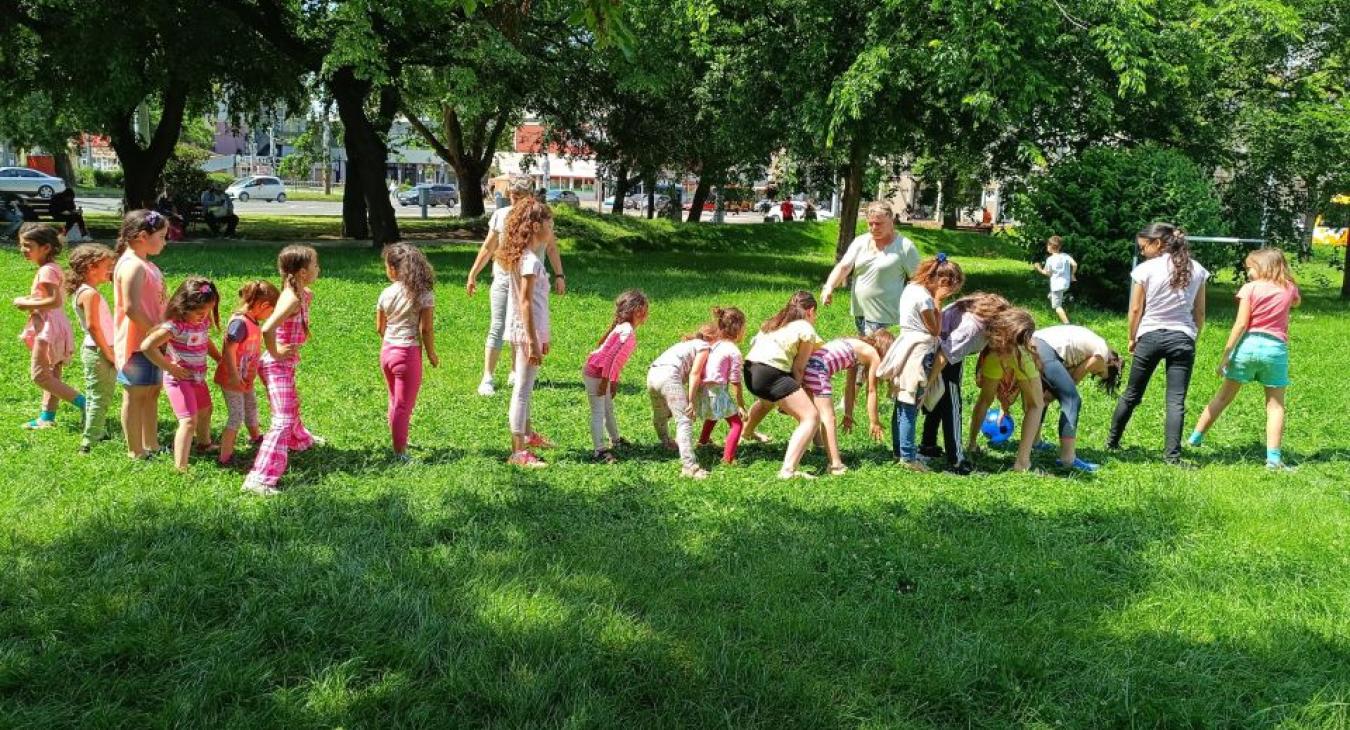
[1107,222,1209,463]
[67,243,119,451]
[741,290,825,479]
[648,320,717,480]
[465,178,566,396]
[376,244,439,461]
[888,255,964,470]
[497,198,557,468]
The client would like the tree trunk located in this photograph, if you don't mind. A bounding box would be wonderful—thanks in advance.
[452,158,488,217]
[109,84,189,210]
[54,151,76,187]
[1342,240,1350,299]
[686,176,713,223]
[645,173,656,219]
[330,67,400,246]
[341,156,369,239]
[611,164,630,214]
[836,140,867,259]
[940,175,959,229]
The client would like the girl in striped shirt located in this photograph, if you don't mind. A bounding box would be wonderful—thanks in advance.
[804,331,893,475]
[583,289,649,463]
[141,277,221,472]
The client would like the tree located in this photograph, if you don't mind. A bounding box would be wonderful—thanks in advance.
[0,0,300,209]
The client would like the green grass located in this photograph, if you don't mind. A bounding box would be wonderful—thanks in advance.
[1,214,1347,727]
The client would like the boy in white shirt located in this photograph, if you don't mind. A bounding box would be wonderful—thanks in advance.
[1034,235,1077,323]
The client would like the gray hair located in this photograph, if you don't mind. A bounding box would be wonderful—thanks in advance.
[863,201,894,220]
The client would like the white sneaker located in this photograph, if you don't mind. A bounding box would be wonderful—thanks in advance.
[477,379,496,396]
[241,477,279,496]
[506,372,517,388]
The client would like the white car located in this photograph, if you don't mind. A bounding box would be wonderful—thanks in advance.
[764,201,833,222]
[226,175,287,202]
[0,167,67,198]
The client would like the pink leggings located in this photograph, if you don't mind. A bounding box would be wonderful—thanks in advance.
[698,414,744,463]
[381,344,423,453]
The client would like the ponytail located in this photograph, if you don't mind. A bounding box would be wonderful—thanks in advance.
[1138,222,1191,290]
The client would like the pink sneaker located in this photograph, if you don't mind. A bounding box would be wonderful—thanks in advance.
[525,432,555,449]
[507,450,548,468]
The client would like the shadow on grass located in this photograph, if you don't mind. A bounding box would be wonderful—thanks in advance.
[4,481,1343,726]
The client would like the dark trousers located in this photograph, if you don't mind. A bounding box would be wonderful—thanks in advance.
[920,360,965,465]
[1107,330,1195,459]
[207,212,239,236]
[1035,339,1082,439]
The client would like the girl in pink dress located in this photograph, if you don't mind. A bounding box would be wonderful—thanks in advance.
[695,307,748,465]
[13,224,84,429]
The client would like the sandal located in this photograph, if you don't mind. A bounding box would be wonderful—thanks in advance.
[777,469,817,480]
[593,449,618,464]
[828,464,849,476]
[680,465,710,480]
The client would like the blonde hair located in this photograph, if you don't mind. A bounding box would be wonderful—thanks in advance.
[1047,235,1063,252]
[1245,248,1295,288]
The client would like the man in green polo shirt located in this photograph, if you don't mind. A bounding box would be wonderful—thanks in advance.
[820,201,920,335]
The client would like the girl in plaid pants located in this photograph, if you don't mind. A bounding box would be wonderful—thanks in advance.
[243,245,320,495]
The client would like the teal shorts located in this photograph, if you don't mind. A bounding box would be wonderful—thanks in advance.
[1225,333,1289,387]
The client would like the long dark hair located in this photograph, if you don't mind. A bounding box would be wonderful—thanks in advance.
[18,223,62,263]
[761,290,816,333]
[1138,222,1191,290]
[598,289,649,345]
[498,198,552,271]
[1100,350,1123,396]
[163,276,220,329]
[980,308,1042,376]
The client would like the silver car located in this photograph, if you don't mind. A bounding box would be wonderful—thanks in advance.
[0,167,67,198]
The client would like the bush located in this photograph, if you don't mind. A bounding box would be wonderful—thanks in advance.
[159,145,211,209]
[1011,144,1228,309]
[92,167,124,188]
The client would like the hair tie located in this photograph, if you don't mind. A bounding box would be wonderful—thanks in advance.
[199,283,213,294]
[145,211,162,228]
[936,252,948,264]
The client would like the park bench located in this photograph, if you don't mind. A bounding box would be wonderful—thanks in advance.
[16,195,81,224]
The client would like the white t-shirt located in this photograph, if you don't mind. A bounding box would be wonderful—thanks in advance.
[1131,254,1209,341]
[1045,253,1075,292]
[1034,325,1109,369]
[650,338,711,381]
[839,232,921,324]
[505,249,550,345]
[377,283,435,346]
[898,282,936,336]
[488,205,511,276]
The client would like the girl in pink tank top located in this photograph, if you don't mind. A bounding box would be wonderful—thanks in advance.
[112,210,170,459]
[244,245,321,495]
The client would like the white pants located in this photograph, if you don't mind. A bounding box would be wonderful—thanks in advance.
[485,272,510,350]
[508,345,540,437]
[647,367,696,469]
[584,374,620,451]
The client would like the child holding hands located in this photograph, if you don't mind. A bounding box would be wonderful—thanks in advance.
[141,278,221,471]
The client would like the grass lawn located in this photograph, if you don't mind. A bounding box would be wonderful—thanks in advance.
[1,213,1347,727]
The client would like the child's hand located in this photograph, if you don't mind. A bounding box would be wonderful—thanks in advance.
[168,364,192,380]
[427,351,440,368]
[275,344,295,359]
[12,296,26,310]
[595,379,608,397]
[542,341,551,357]
[869,421,884,441]
[526,337,542,365]
[1216,358,1228,378]
[226,374,242,390]
[841,414,855,433]
[682,401,696,419]
[1128,338,1137,354]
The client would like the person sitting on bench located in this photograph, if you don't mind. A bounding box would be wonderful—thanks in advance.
[49,189,89,241]
[201,185,239,238]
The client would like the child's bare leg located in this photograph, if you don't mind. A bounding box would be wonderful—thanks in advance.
[1194,379,1242,436]
[1264,387,1286,452]
[173,416,195,472]
[1055,306,1070,324]
[814,396,843,469]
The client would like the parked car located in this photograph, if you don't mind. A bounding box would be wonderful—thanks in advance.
[754,198,775,213]
[0,167,67,198]
[397,183,459,207]
[546,189,581,207]
[764,201,834,223]
[226,175,287,202]
[602,195,641,210]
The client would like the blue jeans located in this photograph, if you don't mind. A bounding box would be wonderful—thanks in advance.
[854,317,893,337]
[1035,339,1082,439]
[891,401,919,461]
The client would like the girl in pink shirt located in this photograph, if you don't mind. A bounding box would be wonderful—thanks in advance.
[582,290,649,462]
[695,307,748,465]
[141,278,222,472]
[13,224,84,430]
[113,210,169,459]
[1189,248,1301,469]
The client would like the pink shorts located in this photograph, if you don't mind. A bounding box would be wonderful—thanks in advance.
[164,376,211,419]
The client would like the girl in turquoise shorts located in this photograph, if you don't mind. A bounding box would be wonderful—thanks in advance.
[1188,249,1301,469]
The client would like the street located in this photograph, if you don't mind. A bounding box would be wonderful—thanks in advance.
[76,196,776,224]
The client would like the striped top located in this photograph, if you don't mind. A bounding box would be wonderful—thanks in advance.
[584,322,637,384]
[163,318,212,382]
[808,339,858,378]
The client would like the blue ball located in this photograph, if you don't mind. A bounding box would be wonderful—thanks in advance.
[981,407,1016,445]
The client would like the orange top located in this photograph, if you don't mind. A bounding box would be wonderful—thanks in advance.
[112,250,165,370]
